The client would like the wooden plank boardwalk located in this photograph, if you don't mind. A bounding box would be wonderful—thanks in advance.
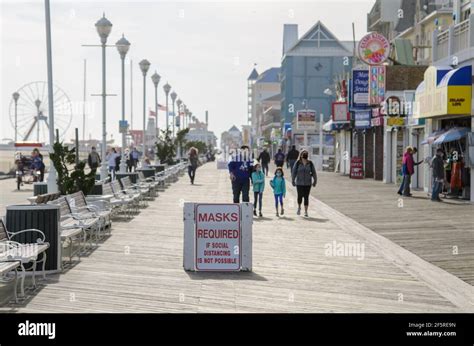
[0,163,472,312]
[309,171,474,286]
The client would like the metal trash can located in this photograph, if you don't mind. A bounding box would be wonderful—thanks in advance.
[6,204,61,273]
[33,182,48,196]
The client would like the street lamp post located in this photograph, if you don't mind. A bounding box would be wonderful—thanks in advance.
[163,83,171,134]
[12,92,20,142]
[116,34,131,173]
[170,91,177,138]
[139,59,151,164]
[176,98,183,159]
[95,13,113,180]
[151,71,161,141]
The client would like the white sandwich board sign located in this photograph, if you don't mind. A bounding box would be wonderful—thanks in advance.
[183,203,252,272]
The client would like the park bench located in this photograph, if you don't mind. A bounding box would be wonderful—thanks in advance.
[0,219,49,298]
[51,196,100,250]
[0,241,21,303]
[66,191,112,239]
[111,180,141,213]
[137,171,160,197]
[119,176,151,204]
[102,182,135,219]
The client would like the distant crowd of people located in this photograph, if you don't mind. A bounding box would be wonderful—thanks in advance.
[228,145,317,218]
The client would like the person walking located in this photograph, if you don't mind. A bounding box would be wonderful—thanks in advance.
[286,145,299,171]
[106,148,119,179]
[130,147,139,172]
[257,148,271,176]
[124,149,133,172]
[398,146,414,197]
[87,146,101,171]
[188,147,199,184]
[251,163,265,217]
[32,148,45,182]
[228,145,253,203]
[292,149,317,217]
[431,148,445,202]
[270,167,286,217]
[274,148,285,168]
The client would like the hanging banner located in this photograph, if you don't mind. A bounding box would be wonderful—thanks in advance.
[351,69,369,108]
[369,65,386,105]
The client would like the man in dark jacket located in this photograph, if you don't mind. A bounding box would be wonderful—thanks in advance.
[87,147,101,170]
[431,148,445,202]
[286,145,299,171]
[257,148,270,176]
[274,148,285,168]
[228,145,253,203]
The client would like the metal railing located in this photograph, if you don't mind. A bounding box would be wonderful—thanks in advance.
[436,18,471,60]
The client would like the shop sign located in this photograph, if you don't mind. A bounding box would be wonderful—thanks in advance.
[371,116,384,127]
[195,204,241,271]
[358,32,390,65]
[350,157,364,179]
[354,111,371,129]
[386,117,405,127]
[332,102,350,123]
[369,65,386,105]
[119,120,129,134]
[296,110,317,130]
[351,69,369,108]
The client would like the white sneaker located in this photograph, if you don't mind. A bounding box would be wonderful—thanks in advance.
[304,212,309,217]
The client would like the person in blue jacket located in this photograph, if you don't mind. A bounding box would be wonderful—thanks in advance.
[228,145,253,203]
[270,167,286,217]
[251,163,265,217]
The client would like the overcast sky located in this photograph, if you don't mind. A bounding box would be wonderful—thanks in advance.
[1,0,374,145]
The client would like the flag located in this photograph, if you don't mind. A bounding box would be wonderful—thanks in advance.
[157,103,167,111]
[149,109,156,117]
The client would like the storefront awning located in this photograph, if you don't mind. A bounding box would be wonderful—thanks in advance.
[433,127,470,145]
[421,130,447,145]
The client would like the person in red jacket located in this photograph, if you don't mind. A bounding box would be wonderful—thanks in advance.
[398,146,414,197]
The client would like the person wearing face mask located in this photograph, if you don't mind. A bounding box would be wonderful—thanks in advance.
[270,167,286,217]
[291,150,317,217]
[251,163,265,217]
[431,148,445,202]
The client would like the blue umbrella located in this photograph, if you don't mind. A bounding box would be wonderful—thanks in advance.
[433,127,470,145]
[421,130,446,145]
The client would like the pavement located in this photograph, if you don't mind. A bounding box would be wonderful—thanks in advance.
[0,163,473,312]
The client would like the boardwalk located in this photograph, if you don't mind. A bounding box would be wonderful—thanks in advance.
[0,163,473,313]
[310,171,474,286]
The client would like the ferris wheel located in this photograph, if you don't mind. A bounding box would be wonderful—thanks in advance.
[9,81,73,143]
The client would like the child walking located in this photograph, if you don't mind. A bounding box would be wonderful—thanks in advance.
[270,167,286,217]
[251,163,265,217]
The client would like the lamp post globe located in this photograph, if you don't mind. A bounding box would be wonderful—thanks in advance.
[151,71,161,87]
[139,59,151,165]
[95,13,112,44]
[116,34,131,173]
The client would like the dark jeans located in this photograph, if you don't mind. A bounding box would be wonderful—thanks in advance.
[232,179,250,203]
[431,180,443,200]
[262,163,269,176]
[402,174,411,196]
[296,185,311,206]
[188,165,197,183]
[253,192,263,211]
[275,161,284,168]
[289,160,296,172]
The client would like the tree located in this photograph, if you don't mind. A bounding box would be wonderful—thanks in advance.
[155,129,176,165]
[49,140,96,195]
